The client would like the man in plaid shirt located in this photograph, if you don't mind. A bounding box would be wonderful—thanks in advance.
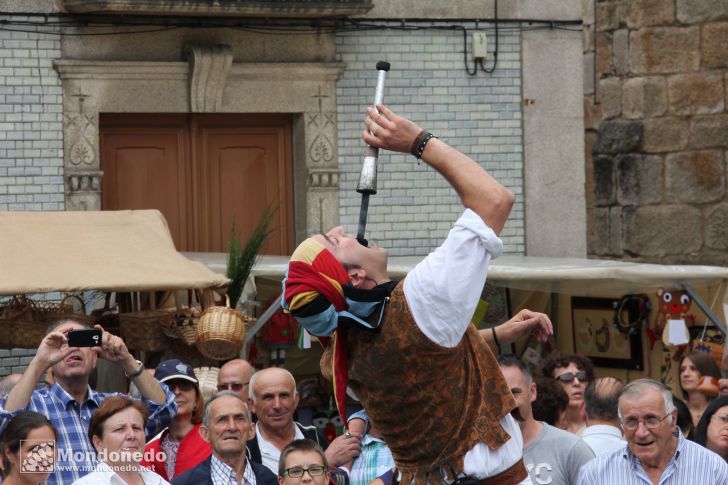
[0,319,177,484]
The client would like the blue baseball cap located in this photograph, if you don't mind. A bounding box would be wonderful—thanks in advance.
[154,359,198,384]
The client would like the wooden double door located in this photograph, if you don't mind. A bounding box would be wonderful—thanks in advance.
[100,114,294,253]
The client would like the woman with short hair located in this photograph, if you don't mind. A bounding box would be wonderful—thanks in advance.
[72,395,169,484]
[540,352,595,434]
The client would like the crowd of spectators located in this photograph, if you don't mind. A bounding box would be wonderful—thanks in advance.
[1,320,726,485]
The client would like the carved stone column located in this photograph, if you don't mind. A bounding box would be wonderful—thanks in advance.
[304,109,340,235]
[62,88,102,211]
[65,171,103,211]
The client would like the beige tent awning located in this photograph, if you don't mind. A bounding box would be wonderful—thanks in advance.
[185,253,728,297]
[0,210,230,295]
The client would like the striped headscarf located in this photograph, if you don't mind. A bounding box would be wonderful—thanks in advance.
[282,237,352,427]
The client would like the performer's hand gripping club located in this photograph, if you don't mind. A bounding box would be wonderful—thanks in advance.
[363,103,514,234]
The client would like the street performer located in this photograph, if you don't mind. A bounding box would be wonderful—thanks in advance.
[282,104,552,484]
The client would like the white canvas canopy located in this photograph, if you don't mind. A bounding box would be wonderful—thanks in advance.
[188,252,728,297]
[184,252,728,336]
[0,210,230,295]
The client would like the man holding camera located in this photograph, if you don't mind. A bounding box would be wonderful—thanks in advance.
[0,319,176,484]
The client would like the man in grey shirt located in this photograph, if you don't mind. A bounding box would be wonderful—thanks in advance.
[499,355,595,485]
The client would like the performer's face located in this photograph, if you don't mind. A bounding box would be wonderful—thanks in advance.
[313,226,388,282]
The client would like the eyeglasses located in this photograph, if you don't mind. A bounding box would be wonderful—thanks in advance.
[166,380,195,392]
[555,372,588,383]
[283,466,327,478]
[217,381,249,392]
[621,413,671,431]
[711,414,728,425]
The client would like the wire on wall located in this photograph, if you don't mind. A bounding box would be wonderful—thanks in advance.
[0,13,581,76]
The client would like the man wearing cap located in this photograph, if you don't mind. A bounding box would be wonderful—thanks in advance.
[143,359,212,481]
[282,104,552,484]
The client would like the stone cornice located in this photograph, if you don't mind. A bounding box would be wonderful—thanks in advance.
[62,0,373,18]
[54,60,346,82]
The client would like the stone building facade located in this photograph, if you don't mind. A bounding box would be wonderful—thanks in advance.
[584,0,728,264]
[0,1,585,374]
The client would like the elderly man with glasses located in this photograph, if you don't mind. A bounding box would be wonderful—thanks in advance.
[578,378,728,484]
[218,359,255,401]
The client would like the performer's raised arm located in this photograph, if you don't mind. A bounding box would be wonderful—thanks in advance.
[363,104,515,234]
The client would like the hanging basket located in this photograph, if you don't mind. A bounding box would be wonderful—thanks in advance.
[195,295,248,360]
[0,296,34,322]
[33,295,94,326]
[119,308,174,352]
[8,319,47,348]
[159,291,201,346]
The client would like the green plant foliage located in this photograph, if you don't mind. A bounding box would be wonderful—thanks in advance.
[226,206,275,309]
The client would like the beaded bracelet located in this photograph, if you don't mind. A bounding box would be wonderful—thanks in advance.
[410,130,437,160]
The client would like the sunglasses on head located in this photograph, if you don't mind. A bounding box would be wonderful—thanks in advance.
[166,380,195,392]
[217,381,249,392]
[555,371,588,383]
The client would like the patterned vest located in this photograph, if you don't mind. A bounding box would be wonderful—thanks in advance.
[323,280,517,485]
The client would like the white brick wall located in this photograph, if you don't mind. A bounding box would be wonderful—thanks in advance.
[0,16,64,212]
[335,25,524,256]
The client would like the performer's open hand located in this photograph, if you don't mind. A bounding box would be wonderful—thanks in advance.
[501,309,553,344]
[363,104,422,154]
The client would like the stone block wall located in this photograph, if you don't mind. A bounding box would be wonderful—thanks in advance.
[336,25,524,256]
[584,0,728,264]
[0,15,64,212]
[0,349,36,378]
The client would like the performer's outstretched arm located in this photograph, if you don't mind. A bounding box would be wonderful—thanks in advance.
[363,104,515,234]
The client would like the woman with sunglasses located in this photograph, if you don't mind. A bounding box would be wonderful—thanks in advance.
[142,359,211,481]
[0,411,56,485]
[679,351,722,427]
[540,353,595,435]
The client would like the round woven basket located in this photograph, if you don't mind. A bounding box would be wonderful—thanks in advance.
[195,296,246,360]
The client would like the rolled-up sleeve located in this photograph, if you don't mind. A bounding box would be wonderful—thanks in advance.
[140,381,177,438]
[404,209,503,348]
[0,398,28,434]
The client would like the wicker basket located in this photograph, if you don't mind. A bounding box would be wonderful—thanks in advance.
[33,295,94,326]
[119,308,174,352]
[8,319,48,348]
[194,366,221,402]
[0,296,34,322]
[195,295,247,360]
[160,307,200,346]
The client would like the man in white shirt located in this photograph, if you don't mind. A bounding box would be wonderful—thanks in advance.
[246,367,360,475]
[581,377,626,456]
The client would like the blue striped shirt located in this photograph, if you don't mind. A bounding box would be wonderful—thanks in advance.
[0,382,177,485]
[578,432,728,485]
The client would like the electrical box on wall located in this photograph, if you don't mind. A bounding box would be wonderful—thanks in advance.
[473,32,487,59]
